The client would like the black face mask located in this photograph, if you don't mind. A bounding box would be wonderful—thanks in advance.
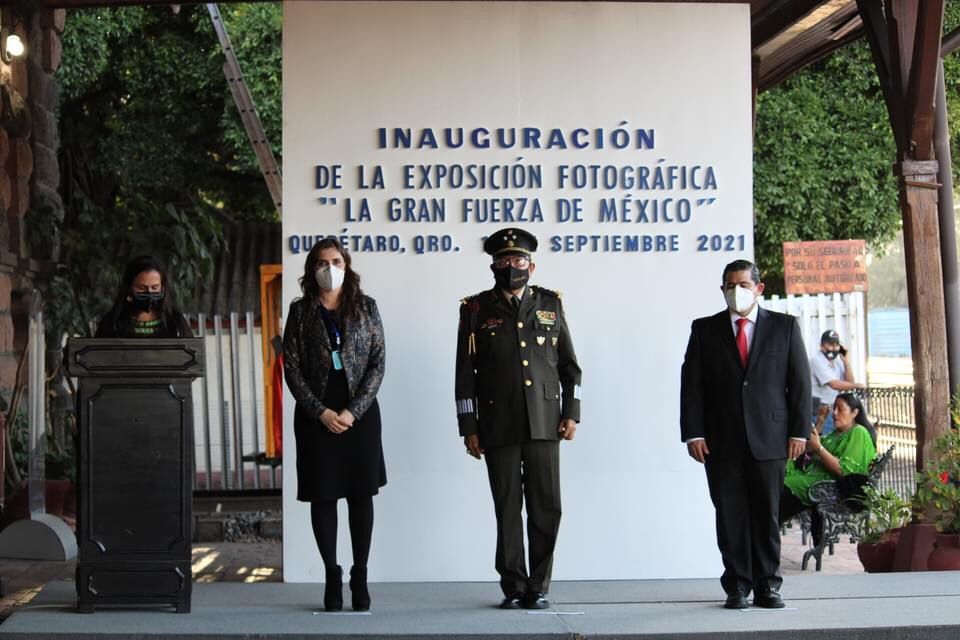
[131,291,164,313]
[493,266,529,291]
[824,350,838,360]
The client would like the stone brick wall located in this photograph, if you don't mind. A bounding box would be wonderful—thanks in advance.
[0,8,65,414]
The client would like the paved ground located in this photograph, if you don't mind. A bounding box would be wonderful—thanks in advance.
[781,522,863,575]
[0,527,860,623]
[0,542,282,621]
[9,572,960,640]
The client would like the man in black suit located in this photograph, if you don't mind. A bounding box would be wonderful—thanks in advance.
[680,259,810,609]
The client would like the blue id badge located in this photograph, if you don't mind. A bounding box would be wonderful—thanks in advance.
[332,350,344,371]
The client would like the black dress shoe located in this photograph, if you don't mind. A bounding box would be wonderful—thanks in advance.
[724,591,749,609]
[523,591,550,609]
[753,588,785,609]
[499,593,524,609]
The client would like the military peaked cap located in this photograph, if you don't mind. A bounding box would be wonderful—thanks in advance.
[483,228,538,257]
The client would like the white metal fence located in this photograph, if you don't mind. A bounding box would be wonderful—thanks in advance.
[763,292,867,381]
[187,312,280,491]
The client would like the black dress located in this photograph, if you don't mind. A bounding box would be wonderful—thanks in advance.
[294,309,386,502]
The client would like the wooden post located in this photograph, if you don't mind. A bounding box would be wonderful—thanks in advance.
[859,0,949,472]
[894,160,950,468]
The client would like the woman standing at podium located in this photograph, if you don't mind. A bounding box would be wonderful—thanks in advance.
[95,255,192,338]
[283,238,386,612]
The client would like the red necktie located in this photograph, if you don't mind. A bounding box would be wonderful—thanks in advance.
[736,317,750,367]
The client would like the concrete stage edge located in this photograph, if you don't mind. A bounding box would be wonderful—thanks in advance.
[4,573,960,639]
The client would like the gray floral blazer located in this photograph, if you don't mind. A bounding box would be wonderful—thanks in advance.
[282,295,385,420]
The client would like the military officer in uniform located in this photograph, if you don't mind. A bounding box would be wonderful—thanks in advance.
[455,227,582,610]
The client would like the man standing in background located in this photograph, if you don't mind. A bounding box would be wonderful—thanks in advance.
[810,329,866,434]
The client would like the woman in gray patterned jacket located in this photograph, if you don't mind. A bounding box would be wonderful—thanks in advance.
[283,237,386,612]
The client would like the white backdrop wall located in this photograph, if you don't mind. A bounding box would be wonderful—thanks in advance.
[282,1,754,582]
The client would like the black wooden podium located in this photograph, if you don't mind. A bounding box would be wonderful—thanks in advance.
[66,338,204,613]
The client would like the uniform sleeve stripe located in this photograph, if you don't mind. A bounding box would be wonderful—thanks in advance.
[456,398,475,414]
[573,385,581,400]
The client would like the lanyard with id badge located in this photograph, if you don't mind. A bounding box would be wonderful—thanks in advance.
[319,306,344,371]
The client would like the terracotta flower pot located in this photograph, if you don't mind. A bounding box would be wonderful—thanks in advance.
[63,480,77,519]
[0,479,74,528]
[857,528,902,573]
[928,533,960,571]
[43,478,71,517]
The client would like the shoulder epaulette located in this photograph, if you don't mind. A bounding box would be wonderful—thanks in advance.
[532,286,562,299]
[460,292,485,305]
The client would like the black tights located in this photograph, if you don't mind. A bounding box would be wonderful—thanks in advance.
[310,496,374,570]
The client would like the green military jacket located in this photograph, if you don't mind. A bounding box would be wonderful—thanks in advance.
[455,285,581,448]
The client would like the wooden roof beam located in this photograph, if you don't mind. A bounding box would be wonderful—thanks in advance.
[857,0,902,150]
[751,0,824,48]
[756,24,862,90]
[901,0,945,160]
[942,25,960,59]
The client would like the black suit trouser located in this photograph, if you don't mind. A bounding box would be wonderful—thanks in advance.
[705,453,785,596]
[484,440,561,596]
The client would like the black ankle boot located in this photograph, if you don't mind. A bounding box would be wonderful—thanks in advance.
[324,565,343,611]
[350,566,370,611]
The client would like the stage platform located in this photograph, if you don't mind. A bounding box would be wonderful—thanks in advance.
[4,573,960,639]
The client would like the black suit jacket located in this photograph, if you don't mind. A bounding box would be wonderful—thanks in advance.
[680,307,811,461]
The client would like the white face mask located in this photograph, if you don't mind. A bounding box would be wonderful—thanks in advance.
[315,264,345,291]
[724,285,757,315]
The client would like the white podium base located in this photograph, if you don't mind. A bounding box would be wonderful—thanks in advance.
[0,513,78,561]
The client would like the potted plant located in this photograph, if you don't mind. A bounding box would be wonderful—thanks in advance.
[43,432,76,519]
[856,486,912,573]
[915,428,960,570]
[1,409,76,525]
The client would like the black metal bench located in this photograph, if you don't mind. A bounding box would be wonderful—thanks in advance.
[792,445,896,571]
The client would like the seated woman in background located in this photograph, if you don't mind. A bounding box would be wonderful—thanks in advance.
[95,255,191,338]
[779,392,877,524]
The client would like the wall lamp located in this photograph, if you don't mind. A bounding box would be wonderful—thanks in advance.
[0,10,26,64]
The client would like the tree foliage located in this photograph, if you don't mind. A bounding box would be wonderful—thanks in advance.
[754,5,960,294]
[49,4,282,335]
